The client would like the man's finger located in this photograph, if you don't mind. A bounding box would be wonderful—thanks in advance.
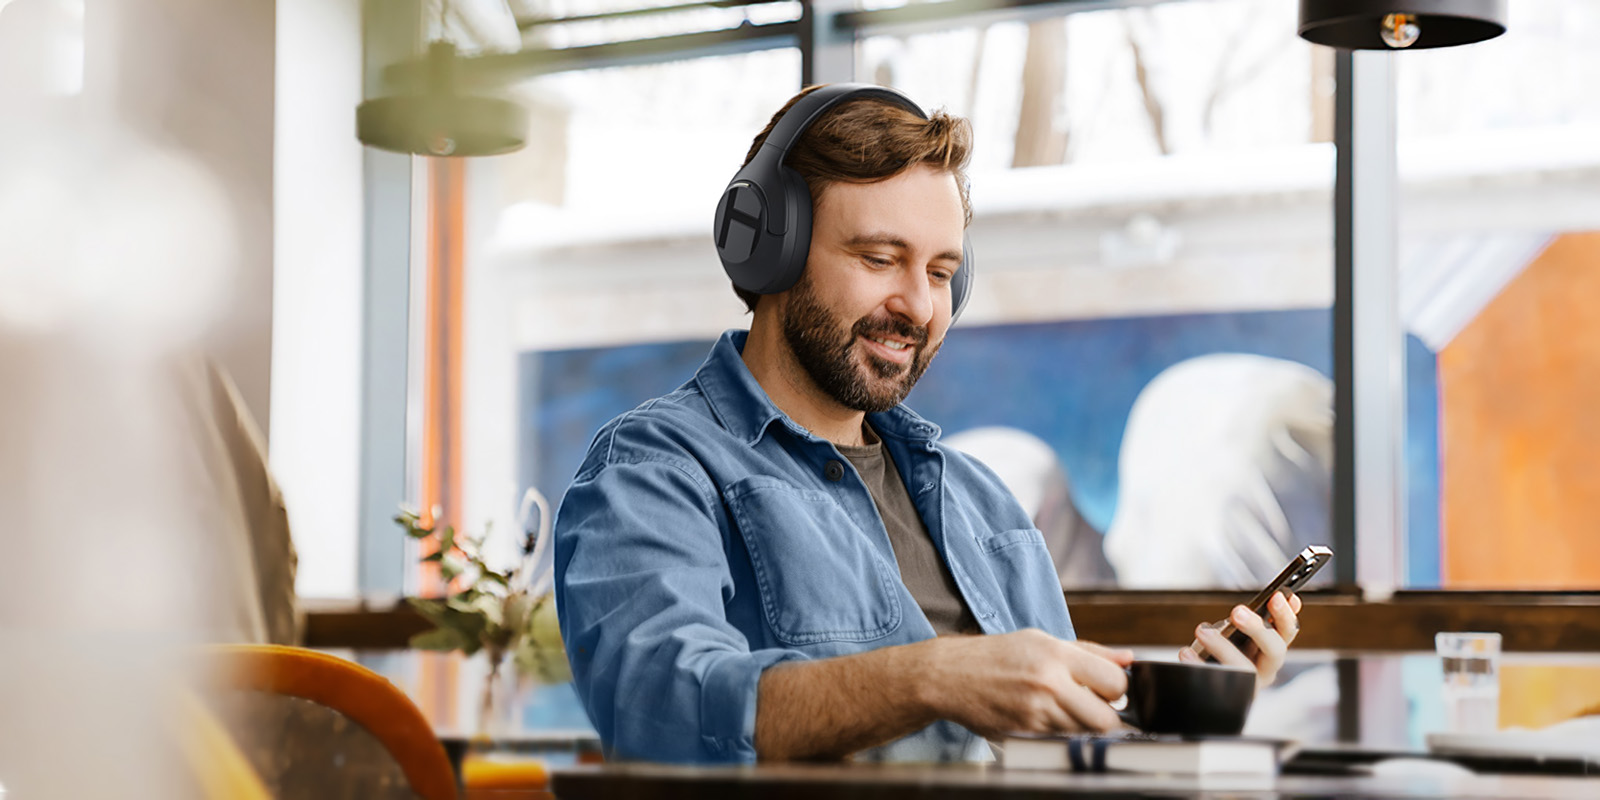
[1062,642,1131,700]
[1231,603,1288,665]
[1055,681,1123,733]
[1270,593,1301,647]
[1076,640,1136,666]
[1194,623,1254,671]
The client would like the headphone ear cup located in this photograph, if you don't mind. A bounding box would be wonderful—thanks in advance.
[950,233,975,324]
[764,165,813,295]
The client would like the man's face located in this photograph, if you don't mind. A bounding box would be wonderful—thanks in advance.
[778,163,966,413]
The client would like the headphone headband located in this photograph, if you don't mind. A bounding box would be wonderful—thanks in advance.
[759,84,927,164]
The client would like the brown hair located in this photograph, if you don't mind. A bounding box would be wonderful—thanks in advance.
[732,84,974,313]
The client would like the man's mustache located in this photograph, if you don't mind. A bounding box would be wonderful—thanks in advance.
[851,316,929,350]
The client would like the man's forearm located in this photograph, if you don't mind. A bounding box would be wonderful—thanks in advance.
[754,638,942,761]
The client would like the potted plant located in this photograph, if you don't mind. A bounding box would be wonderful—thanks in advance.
[395,489,569,738]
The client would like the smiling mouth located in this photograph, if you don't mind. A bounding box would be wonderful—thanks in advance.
[859,334,916,366]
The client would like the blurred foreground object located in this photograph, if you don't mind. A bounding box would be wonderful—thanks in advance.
[0,8,261,793]
[1298,0,1506,50]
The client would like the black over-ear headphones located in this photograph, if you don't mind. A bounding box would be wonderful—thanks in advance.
[713,83,975,322]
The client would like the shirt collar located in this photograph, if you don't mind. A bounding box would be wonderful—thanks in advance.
[695,329,943,447]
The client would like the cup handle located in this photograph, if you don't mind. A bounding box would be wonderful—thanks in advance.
[1116,666,1141,730]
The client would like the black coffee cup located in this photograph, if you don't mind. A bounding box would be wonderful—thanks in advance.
[1116,660,1256,736]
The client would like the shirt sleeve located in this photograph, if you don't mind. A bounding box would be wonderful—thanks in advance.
[554,444,807,763]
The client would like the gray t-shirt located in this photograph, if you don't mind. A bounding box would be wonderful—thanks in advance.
[838,428,980,637]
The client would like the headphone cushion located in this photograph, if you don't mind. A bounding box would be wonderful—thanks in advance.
[950,235,974,324]
[766,164,812,295]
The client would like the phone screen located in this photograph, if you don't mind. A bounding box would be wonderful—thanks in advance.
[1195,545,1333,662]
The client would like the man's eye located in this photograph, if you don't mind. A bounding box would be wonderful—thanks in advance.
[929,269,954,285]
[863,255,893,268]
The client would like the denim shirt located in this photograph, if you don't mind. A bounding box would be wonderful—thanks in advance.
[553,330,1076,764]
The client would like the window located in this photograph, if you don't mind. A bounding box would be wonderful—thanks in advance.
[1395,0,1600,589]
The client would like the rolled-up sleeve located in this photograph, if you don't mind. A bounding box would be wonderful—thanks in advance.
[554,424,806,763]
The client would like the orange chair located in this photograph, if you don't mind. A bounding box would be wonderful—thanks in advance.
[206,644,460,800]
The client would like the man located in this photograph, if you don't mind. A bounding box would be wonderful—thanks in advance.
[553,84,1302,763]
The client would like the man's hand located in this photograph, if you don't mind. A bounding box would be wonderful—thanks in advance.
[917,629,1133,738]
[1177,591,1302,687]
[755,629,1133,760]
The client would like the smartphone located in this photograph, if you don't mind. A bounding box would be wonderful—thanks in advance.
[1193,545,1333,663]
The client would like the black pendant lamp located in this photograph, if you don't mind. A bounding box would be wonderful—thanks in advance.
[357,41,527,157]
[1299,0,1507,50]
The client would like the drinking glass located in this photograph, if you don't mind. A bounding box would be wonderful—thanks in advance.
[1436,631,1501,734]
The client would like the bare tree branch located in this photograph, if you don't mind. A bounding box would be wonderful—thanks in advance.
[1202,5,1296,137]
[966,24,990,119]
[1013,18,1069,167]
[1124,14,1169,156]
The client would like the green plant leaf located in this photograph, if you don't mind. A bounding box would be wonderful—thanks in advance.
[407,597,451,626]
[409,627,468,652]
[440,555,466,582]
[525,593,564,650]
[394,509,434,539]
[469,592,505,627]
[504,592,533,635]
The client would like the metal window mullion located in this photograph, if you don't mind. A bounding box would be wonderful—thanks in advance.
[801,0,855,85]
[1333,50,1405,597]
[357,0,424,598]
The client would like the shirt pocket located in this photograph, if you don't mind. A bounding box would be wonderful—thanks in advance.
[969,527,1060,629]
[726,475,903,646]
[975,527,1048,555]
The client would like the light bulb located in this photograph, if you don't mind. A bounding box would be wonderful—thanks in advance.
[1381,13,1421,48]
[429,134,457,156]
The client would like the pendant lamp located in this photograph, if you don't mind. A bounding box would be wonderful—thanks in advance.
[357,41,527,157]
[1299,0,1506,50]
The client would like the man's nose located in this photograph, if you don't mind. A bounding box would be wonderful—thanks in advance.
[884,267,934,327]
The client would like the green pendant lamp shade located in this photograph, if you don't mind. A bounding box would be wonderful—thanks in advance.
[357,41,527,157]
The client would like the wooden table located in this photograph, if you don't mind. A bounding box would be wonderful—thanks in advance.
[550,761,1598,799]
[338,647,1600,797]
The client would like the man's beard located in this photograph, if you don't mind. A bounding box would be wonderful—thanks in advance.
[780,274,939,413]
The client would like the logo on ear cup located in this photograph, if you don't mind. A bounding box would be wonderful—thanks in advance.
[715,182,766,264]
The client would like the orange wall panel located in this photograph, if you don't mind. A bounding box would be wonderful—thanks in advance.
[1438,233,1600,588]
[1499,664,1600,730]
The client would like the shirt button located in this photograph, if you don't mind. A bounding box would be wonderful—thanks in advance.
[824,460,845,482]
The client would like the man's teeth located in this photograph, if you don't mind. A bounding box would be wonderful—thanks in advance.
[870,337,909,351]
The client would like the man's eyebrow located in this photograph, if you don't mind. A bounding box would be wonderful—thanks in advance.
[844,232,964,264]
